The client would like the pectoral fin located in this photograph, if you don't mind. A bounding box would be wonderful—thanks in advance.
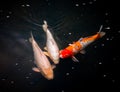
[32,67,40,72]
[44,47,47,51]
[43,51,49,57]
[69,42,75,46]
[69,44,72,46]
[72,56,79,62]
[73,42,75,44]
[69,43,75,47]
[52,64,56,69]
[80,50,86,54]
[29,38,32,43]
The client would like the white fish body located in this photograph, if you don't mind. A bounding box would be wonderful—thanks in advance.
[30,32,54,80]
[42,20,60,64]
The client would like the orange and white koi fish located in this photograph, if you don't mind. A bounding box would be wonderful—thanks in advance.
[29,32,55,80]
[60,25,106,62]
[42,20,60,64]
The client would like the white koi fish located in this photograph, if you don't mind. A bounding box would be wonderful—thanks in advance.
[29,32,55,80]
[42,20,60,64]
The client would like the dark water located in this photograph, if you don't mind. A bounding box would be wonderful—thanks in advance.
[0,0,120,92]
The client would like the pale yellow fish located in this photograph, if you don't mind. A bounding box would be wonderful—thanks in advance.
[29,32,55,80]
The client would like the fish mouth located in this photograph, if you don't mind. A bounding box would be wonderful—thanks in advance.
[53,59,59,64]
[44,68,54,80]
[46,74,54,80]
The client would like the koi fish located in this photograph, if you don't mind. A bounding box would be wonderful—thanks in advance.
[29,32,55,80]
[42,20,60,64]
[60,25,106,62]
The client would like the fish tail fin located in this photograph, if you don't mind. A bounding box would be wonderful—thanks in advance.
[98,25,103,33]
[29,31,34,43]
[98,25,106,38]
[99,32,106,38]
[42,20,48,32]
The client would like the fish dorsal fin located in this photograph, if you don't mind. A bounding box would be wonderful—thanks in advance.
[79,37,83,41]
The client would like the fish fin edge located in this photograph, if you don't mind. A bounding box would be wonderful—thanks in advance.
[72,56,79,62]
[32,67,40,72]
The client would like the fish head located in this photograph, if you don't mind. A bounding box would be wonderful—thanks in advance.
[60,49,73,59]
[45,73,54,80]
[53,59,59,64]
[43,68,54,80]
[51,53,60,64]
